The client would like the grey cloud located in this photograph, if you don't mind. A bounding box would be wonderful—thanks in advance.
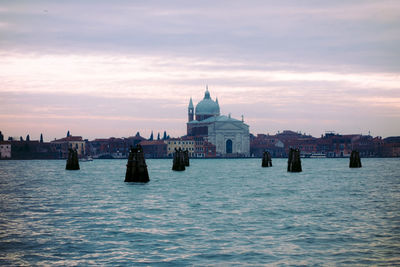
[1,0,399,139]
[1,0,399,71]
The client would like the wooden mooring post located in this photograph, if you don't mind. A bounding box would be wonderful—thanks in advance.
[172,148,186,171]
[66,148,80,170]
[349,150,362,168]
[125,144,150,183]
[287,148,302,172]
[262,151,272,167]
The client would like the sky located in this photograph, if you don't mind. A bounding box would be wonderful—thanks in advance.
[0,0,399,141]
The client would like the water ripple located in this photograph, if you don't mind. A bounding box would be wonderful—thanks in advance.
[0,158,399,265]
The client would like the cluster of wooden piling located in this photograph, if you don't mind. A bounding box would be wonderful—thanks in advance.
[172,148,189,171]
[66,148,80,170]
[125,144,150,183]
[287,148,302,172]
[262,151,272,167]
[349,150,362,168]
[65,143,363,182]
[261,148,361,172]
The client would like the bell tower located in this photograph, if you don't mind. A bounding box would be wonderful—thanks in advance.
[188,97,194,122]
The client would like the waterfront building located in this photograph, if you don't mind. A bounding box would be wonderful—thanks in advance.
[250,134,285,157]
[140,140,167,158]
[316,133,359,157]
[187,87,250,157]
[88,133,146,158]
[165,137,195,157]
[51,136,86,158]
[0,141,11,159]
[352,135,377,157]
[382,136,400,157]
[90,137,128,158]
[285,137,318,156]
[201,139,217,158]
[7,140,57,159]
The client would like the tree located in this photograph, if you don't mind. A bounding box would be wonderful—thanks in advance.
[149,131,153,141]
[40,133,43,143]
[163,131,167,140]
[20,136,23,141]
[26,134,30,141]
[157,132,160,140]
[67,130,70,137]
[0,131,3,142]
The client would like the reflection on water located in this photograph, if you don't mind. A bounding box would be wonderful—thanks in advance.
[0,158,399,265]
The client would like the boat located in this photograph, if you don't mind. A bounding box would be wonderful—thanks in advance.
[80,156,93,162]
[310,153,326,158]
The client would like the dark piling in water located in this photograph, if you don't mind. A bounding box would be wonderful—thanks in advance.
[66,148,80,170]
[287,148,302,172]
[125,144,150,183]
[184,149,190,167]
[172,148,185,171]
[349,150,362,168]
[262,151,272,167]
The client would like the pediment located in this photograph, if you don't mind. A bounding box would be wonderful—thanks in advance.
[213,121,244,131]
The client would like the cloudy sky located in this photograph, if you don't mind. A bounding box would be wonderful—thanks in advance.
[1,0,399,141]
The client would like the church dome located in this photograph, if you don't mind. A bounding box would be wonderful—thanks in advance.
[195,88,220,116]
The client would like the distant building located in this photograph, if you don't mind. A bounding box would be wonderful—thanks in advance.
[285,137,318,156]
[316,133,360,157]
[352,135,376,157]
[8,140,57,159]
[127,132,147,146]
[165,137,195,157]
[90,137,127,158]
[382,136,400,157]
[51,136,86,158]
[202,139,217,158]
[0,141,11,159]
[250,134,285,157]
[187,87,250,157]
[88,133,147,158]
[249,131,389,158]
[140,140,167,158]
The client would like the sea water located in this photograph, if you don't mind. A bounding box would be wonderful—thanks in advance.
[0,158,399,266]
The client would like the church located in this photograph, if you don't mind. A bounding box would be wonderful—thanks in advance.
[187,87,250,157]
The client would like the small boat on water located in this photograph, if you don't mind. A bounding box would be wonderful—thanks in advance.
[80,156,93,162]
[310,153,326,158]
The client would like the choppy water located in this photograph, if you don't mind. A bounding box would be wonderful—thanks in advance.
[0,158,399,266]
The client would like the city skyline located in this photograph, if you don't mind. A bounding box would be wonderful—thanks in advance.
[1,1,400,140]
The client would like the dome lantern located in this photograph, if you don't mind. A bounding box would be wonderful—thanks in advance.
[204,85,211,99]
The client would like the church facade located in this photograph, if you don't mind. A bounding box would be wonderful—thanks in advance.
[187,87,250,157]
